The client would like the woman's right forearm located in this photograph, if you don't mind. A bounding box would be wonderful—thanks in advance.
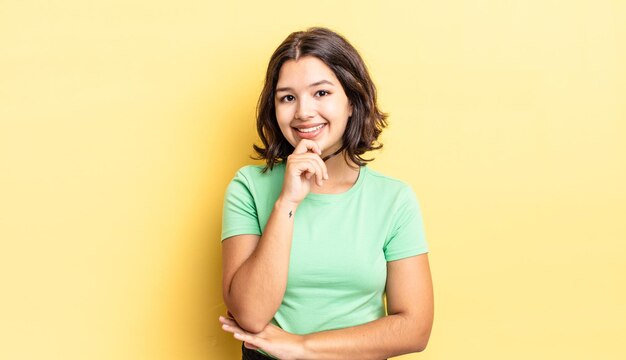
[225,196,298,333]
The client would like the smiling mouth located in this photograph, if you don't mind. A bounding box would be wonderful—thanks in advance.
[294,124,326,133]
[292,123,326,140]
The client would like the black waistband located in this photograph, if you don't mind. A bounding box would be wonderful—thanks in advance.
[241,343,275,360]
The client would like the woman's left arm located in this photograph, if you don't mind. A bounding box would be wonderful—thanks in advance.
[220,253,434,360]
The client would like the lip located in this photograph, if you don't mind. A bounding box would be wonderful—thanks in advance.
[292,123,327,140]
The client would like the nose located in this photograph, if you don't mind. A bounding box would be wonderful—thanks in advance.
[295,97,315,121]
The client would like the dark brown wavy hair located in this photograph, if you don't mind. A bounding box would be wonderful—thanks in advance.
[253,27,388,171]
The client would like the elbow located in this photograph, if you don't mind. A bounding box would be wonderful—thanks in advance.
[403,316,431,353]
[224,293,278,333]
[414,340,428,353]
[412,327,432,353]
[227,308,271,334]
[238,319,269,334]
[409,336,429,353]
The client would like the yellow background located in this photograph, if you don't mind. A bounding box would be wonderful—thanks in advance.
[1,1,625,359]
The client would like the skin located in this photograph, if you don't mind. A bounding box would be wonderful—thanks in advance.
[275,56,359,195]
[221,55,434,359]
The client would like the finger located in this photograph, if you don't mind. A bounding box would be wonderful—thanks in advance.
[301,158,322,185]
[243,342,259,350]
[218,316,237,327]
[312,155,328,186]
[299,153,327,183]
[221,321,247,336]
[221,323,244,335]
[293,139,321,155]
[293,155,326,185]
[290,158,318,180]
[234,332,268,351]
[310,157,324,186]
[295,159,323,185]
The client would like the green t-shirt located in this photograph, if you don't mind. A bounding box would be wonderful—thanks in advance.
[221,163,429,335]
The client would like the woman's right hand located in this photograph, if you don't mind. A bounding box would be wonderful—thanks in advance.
[279,139,329,205]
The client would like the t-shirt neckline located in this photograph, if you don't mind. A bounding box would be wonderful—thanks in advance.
[304,165,366,202]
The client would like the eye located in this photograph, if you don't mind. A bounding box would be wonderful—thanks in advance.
[280,94,295,102]
[315,90,330,97]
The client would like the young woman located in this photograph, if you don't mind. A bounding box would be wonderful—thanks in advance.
[219,27,433,360]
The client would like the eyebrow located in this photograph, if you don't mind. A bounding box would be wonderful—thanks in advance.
[275,80,335,93]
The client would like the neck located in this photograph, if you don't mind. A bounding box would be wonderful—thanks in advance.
[325,152,358,173]
[310,152,360,194]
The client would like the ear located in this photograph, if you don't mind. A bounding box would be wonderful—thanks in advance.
[348,103,353,117]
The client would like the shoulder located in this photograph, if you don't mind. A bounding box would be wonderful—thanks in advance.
[228,163,285,195]
[232,163,284,182]
[361,167,423,217]
[363,166,416,197]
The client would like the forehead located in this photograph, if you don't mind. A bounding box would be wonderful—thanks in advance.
[276,56,339,87]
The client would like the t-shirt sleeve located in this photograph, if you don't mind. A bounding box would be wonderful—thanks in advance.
[221,169,262,241]
[383,185,429,261]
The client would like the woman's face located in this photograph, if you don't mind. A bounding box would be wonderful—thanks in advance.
[274,56,353,157]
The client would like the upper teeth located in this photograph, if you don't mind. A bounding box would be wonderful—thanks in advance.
[298,124,324,133]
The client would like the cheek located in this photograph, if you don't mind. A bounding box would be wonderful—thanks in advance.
[320,101,351,125]
[274,106,296,142]
[275,106,290,127]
